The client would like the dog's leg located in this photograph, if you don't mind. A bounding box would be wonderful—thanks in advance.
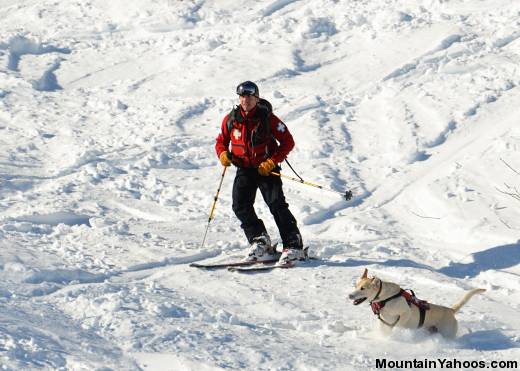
[428,326,438,334]
[398,303,412,326]
[378,319,395,335]
[383,298,412,328]
[437,316,458,339]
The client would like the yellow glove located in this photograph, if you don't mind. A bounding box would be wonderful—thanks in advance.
[258,158,275,176]
[219,151,232,166]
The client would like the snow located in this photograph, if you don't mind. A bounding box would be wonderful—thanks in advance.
[1,0,520,369]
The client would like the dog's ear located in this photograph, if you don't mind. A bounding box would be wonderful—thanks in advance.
[362,268,368,279]
[370,277,380,288]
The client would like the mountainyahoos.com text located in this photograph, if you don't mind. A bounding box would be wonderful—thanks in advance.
[375,358,517,369]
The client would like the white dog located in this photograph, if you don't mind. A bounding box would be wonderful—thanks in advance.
[348,268,485,338]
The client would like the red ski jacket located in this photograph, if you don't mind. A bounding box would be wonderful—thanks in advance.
[215,105,295,168]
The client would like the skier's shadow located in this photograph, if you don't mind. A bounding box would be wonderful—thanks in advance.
[312,240,520,279]
[437,240,520,278]
[308,256,432,271]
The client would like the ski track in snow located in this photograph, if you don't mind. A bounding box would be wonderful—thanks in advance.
[1,0,520,369]
[262,0,301,17]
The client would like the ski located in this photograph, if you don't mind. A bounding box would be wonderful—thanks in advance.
[227,252,317,273]
[228,261,295,272]
[190,243,280,269]
[189,257,279,270]
[191,246,315,271]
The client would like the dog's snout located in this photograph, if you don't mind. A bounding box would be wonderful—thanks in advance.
[348,293,355,300]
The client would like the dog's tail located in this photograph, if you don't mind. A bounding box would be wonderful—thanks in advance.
[451,288,486,313]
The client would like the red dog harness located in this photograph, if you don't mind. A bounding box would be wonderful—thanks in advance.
[370,286,430,328]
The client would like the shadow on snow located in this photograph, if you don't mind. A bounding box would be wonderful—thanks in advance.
[316,240,520,279]
[437,240,520,278]
[457,330,519,351]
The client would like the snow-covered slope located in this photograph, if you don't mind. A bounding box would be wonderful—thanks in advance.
[1,0,520,369]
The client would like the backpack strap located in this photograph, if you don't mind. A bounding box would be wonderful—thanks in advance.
[255,102,271,138]
[226,98,273,137]
[226,106,242,134]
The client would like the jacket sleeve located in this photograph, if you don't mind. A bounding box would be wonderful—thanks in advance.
[215,114,230,158]
[269,113,294,164]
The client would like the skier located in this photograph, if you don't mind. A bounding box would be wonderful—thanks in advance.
[215,81,304,265]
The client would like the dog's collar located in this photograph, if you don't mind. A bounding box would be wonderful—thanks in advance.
[369,280,403,317]
[370,279,383,302]
[370,280,384,305]
[370,280,402,305]
[370,289,403,311]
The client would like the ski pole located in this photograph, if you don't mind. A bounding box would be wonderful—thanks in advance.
[201,166,228,249]
[270,171,353,201]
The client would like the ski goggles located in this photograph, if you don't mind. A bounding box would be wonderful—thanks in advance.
[236,81,259,97]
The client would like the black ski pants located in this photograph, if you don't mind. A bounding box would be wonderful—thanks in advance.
[232,167,300,246]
